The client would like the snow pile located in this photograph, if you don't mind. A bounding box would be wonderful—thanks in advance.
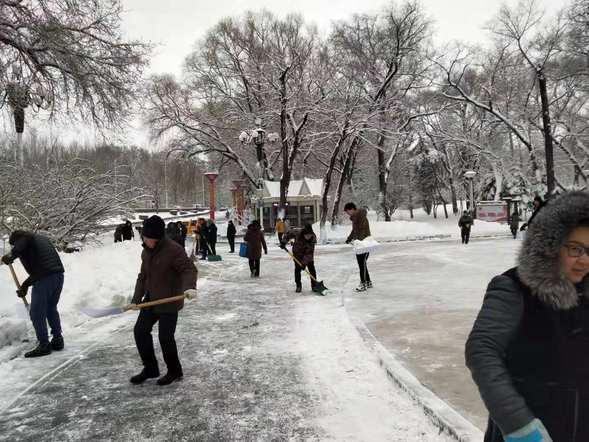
[317,204,510,243]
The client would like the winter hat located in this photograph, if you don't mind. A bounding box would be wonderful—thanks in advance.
[142,215,165,240]
[518,191,589,309]
[302,223,314,235]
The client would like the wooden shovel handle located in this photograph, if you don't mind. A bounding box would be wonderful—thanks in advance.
[125,292,193,311]
[8,263,29,309]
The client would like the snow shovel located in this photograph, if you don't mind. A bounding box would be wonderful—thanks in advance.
[282,247,328,295]
[4,263,29,310]
[206,243,222,262]
[81,292,194,318]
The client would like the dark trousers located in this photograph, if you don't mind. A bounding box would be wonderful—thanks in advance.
[134,308,182,375]
[249,259,260,276]
[209,242,217,255]
[461,228,471,244]
[356,253,371,284]
[278,232,284,243]
[30,272,64,344]
[228,236,235,253]
[510,228,518,239]
[295,261,317,286]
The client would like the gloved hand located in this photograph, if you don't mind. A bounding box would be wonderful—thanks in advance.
[1,254,14,265]
[16,287,28,298]
[279,242,287,250]
[520,224,527,232]
[505,419,552,442]
[184,289,197,299]
[345,239,352,244]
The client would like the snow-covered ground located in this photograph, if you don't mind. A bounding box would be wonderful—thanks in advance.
[0,239,457,441]
[0,213,516,439]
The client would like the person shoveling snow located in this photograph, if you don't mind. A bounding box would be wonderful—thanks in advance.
[344,202,374,292]
[281,224,327,295]
[2,230,65,358]
[128,215,197,387]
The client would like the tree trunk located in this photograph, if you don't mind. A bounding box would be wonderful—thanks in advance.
[538,70,555,195]
[279,69,289,210]
[330,136,359,225]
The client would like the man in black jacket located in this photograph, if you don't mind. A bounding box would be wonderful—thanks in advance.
[2,231,65,357]
[121,220,134,241]
[226,220,236,253]
[206,219,218,255]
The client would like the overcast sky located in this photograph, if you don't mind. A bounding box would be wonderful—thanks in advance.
[121,0,567,77]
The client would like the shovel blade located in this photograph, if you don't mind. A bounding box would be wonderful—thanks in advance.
[207,255,222,262]
[312,281,328,296]
[80,306,125,318]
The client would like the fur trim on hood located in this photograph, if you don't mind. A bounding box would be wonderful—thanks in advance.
[517,191,589,310]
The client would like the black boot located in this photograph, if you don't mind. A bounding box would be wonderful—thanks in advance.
[130,369,160,385]
[157,371,183,386]
[24,342,52,358]
[51,336,64,351]
[295,284,302,293]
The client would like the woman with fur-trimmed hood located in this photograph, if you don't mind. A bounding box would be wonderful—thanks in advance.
[466,191,589,442]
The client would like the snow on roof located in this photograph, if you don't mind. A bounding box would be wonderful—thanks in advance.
[263,178,323,199]
[304,178,323,196]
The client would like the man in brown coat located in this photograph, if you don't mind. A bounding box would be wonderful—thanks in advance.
[130,215,197,386]
[344,202,373,292]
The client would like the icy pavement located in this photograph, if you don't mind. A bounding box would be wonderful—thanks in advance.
[0,248,455,441]
[340,237,520,430]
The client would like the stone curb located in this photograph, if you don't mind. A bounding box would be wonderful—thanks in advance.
[353,320,484,442]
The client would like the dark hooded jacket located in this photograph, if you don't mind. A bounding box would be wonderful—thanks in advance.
[346,208,371,243]
[132,238,197,313]
[121,221,134,241]
[458,213,473,230]
[8,231,64,289]
[226,222,236,239]
[465,191,589,441]
[206,222,218,245]
[166,222,183,246]
[243,222,267,260]
[285,226,316,266]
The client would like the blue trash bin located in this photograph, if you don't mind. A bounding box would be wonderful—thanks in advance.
[239,242,248,258]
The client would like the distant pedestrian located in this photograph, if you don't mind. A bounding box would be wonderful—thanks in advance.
[458,211,473,244]
[206,219,218,255]
[177,221,187,248]
[466,191,589,442]
[198,218,209,260]
[275,218,285,243]
[282,223,318,293]
[121,220,134,241]
[130,215,197,386]
[227,220,237,253]
[520,196,545,232]
[166,222,183,247]
[510,211,520,239]
[243,220,267,277]
[344,202,372,292]
[114,225,123,243]
[2,231,65,358]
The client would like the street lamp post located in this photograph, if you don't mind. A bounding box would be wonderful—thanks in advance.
[204,172,219,220]
[239,117,279,226]
[464,170,477,217]
[6,66,51,167]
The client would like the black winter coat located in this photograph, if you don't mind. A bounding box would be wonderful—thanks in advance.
[285,230,316,266]
[466,268,589,441]
[206,223,218,244]
[8,231,64,289]
[226,223,236,239]
[458,214,473,230]
[121,222,134,240]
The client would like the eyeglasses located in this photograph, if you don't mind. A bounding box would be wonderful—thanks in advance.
[563,243,589,258]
